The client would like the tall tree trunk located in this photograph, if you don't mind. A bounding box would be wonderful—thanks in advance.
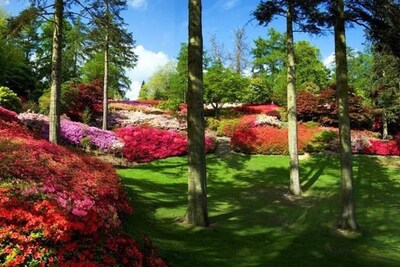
[334,0,358,231]
[186,0,209,227]
[287,1,301,196]
[382,111,388,139]
[49,0,63,144]
[102,2,110,131]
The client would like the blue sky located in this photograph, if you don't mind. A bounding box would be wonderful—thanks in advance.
[2,0,367,99]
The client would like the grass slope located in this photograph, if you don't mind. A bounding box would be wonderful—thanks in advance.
[118,154,400,267]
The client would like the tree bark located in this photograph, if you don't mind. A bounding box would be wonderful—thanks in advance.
[49,0,63,144]
[102,2,110,131]
[287,1,301,196]
[186,0,209,227]
[334,0,358,231]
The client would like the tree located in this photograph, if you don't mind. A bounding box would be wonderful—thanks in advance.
[169,43,188,103]
[371,47,400,138]
[0,9,36,99]
[332,0,358,231]
[186,0,209,227]
[229,27,249,74]
[254,0,321,196]
[85,0,137,130]
[295,41,330,91]
[347,48,373,100]
[204,62,249,118]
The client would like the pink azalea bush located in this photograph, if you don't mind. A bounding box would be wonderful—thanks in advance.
[18,112,124,153]
[0,106,166,266]
[115,126,216,163]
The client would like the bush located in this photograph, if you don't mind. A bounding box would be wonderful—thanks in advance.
[0,106,166,266]
[297,85,373,129]
[39,81,103,123]
[0,86,22,112]
[304,129,338,153]
[18,112,124,153]
[231,123,319,155]
[115,126,215,163]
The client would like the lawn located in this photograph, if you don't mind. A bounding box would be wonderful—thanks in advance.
[118,154,400,267]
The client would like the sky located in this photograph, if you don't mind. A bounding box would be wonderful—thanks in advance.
[2,0,368,99]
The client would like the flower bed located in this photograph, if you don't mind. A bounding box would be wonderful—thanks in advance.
[18,112,124,153]
[115,126,216,163]
[0,107,166,266]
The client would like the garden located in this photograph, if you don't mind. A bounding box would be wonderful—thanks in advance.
[1,81,399,265]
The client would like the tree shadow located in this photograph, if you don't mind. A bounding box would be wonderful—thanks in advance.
[120,154,400,266]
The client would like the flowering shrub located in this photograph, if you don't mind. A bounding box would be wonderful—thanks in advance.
[115,126,215,163]
[234,103,280,117]
[362,139,400,156]
[110,110,187,131]
[18,112,124,153]
[0,107,166,266]
[231,123,319,155]
[254,114,283,128]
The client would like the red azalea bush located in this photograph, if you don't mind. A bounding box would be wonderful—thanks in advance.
[362,139,400,156]
[65,80,103,122]
[234,103,280,118]
[0,107,166,266]
[115,126,216,163]
[231,123,319,155]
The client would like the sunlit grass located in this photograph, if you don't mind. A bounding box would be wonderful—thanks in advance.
[118,154,400,266]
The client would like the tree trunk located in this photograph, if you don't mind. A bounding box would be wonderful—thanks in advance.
[186,0,209,227]
[49,0,63,144]
[102,3,110,131]
[334,0,358,232]
[287,1,301,196]
[382,111,388,139]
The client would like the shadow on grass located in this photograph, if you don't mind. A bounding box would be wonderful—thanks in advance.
[119,154,400,267]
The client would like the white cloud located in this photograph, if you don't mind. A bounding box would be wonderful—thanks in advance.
[125,45,170,100]
[323,53,335,69]
[222,0,239,10]
[128,0,147,10]
[0,0,10,6]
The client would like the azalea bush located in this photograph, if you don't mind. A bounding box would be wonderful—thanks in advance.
[115,126,216,163]
[231,123,319,155]
[0,107,166,266]
[18,112,124,153]
[234,103,280,117]
[110,110,187,131]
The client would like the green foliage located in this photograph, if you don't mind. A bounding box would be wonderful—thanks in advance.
[38,84,79,115]
[157,99,180,112]
[0,86,22,112]
[304,130,338,152]
[216,118,240,136]
[204,62,250,117]
[206,117,220,131]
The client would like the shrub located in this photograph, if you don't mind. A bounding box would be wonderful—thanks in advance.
[0,106,166,266]
[0,86,22,112]
[115,126,215,163]
[231,123,319,155]
[234,103,280,117]
[362,139,400,156]
[18,112,124,153]
[304,130,338,153]
[254,114,283,128]
[297,84,373,129]
[39,81,103,123]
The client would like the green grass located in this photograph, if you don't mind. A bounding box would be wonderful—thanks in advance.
[118,154,400,267]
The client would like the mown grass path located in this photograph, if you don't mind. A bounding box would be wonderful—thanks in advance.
[118,154,400,267]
